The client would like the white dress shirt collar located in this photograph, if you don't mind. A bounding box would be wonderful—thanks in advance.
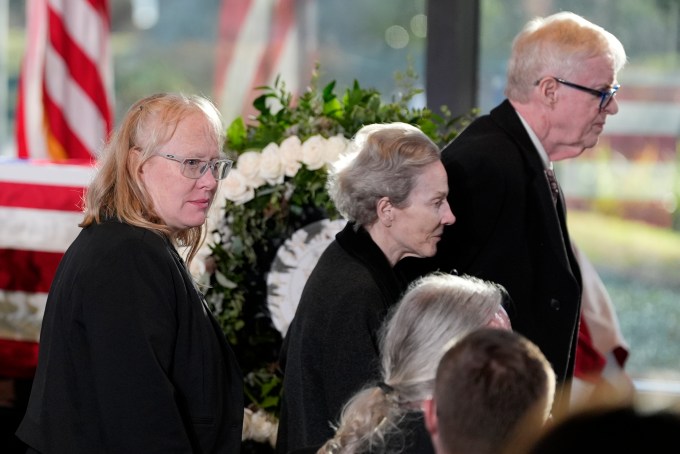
[516,111,552,170]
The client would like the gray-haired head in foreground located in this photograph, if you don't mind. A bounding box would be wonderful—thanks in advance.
[318,272,509,454]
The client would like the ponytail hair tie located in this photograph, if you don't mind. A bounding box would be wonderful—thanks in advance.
[378,381,394,395]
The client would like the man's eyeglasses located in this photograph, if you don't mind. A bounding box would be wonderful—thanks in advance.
[548,77,620,111]
[159,154,233,180]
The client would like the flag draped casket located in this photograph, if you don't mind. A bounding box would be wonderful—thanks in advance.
[0,158,96,378]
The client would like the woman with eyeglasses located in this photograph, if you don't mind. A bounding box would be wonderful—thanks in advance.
[16,93,244,453]
[397,11,628,418]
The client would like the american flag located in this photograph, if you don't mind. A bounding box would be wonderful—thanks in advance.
[0,159,95,377]
[4,0,110,377]
[213,0,316,124]
[15,0,114,160]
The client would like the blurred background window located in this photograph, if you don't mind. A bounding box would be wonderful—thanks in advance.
[2,0,679,392]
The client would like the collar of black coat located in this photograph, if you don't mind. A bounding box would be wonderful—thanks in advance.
[335,221,410,309]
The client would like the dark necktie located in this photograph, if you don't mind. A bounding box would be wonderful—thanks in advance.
[545,168,560,204]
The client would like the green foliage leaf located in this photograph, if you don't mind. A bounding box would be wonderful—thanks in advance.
[203,64,476,419]
[226,117,247,151]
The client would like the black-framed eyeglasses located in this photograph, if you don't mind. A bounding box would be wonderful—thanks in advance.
[159,153,233,180]
[550,77,620,111]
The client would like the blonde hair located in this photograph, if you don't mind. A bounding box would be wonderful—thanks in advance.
[81,92,225,265]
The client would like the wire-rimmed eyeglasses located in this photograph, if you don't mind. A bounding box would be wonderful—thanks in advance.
[537,77,620,111]
[159,153,233,180]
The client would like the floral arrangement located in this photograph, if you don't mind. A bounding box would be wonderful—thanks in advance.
[197,65,474,451]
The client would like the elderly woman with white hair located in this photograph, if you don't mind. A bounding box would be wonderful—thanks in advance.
[276,122,455,454]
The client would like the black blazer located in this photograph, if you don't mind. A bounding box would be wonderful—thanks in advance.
[276,222,409,454]
[402,100,581,410]
[16,220,244,453]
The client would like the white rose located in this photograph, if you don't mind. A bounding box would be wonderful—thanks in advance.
[242,408,253,440]
[324,134,348,165]
[259,142,285,185]
[301,135,327,170]
[188,245,208,277]
[242,408,278,447]
[236,150,265,188]
[220,168,255,205]
[279,135,303,177]
[216,220,232,243]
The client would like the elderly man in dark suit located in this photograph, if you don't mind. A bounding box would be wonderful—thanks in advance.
[401,11,627,414]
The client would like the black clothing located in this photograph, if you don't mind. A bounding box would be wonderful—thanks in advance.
[17,220,244,453]
[399,100,582,412]
[277,222,409,453]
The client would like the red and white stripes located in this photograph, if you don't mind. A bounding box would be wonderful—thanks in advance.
[15,0,113,160]
[213,0,315,124]
[0,159,95,377]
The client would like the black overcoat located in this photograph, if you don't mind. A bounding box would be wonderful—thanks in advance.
[17,219,244,453]
[402,99,582,411]
[276,222,409,453]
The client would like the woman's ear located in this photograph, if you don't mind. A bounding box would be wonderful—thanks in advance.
[376,196,393,227]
